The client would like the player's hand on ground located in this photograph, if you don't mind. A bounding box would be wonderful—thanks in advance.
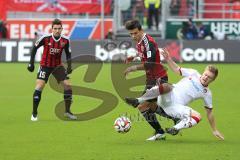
[66,67,72,74]
[213,130,224,140]
[27,63,34,72]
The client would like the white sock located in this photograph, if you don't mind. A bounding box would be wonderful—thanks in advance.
[173,117,198,130]
[137,86,160,103]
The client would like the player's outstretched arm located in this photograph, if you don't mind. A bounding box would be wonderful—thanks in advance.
[161,48,181,76]
[205,107,224,140]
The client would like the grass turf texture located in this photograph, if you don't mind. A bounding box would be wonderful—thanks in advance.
[0,63,239,160]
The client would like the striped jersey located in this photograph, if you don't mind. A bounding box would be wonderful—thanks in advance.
[34,33,71,67]
[136,33,167,80]
[173,68,212,108]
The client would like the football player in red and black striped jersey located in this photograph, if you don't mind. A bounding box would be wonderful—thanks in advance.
[124,19,177,140]
[27,19,76,121]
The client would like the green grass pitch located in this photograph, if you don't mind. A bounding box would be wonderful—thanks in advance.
[0,63,239,160]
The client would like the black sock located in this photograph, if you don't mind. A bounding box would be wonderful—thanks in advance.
[64,89,72,113]
[33,90,42,116]
[141,110,165,134]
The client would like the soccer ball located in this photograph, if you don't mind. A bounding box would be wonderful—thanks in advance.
[114,116,131,133]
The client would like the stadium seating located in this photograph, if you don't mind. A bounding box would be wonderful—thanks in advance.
[178,0,189,17]
[203,0,231,18]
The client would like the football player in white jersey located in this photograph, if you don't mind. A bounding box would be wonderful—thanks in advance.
[125,48,224,140]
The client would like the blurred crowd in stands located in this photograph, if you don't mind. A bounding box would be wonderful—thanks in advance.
[128,0,195,30]
[180,18,227,40]
[180,18,212,40]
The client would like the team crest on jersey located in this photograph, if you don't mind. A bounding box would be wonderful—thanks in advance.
[61,42,66,47]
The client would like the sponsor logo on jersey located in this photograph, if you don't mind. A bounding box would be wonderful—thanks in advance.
[189,77,207,93]
[50,48,61,55]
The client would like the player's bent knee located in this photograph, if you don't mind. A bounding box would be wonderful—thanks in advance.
[148,103,158,112]
[137,102,150,112]
[160,83,172,94]
[63,80,72,90]
[64,85,71,90]
[191,111,201,123]
[35,79,46,90]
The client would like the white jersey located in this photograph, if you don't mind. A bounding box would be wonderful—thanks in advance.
[158,68,213,109]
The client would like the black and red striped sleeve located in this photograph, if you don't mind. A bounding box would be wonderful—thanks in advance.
[144,41,156,70]
[29,36,45,64]
[64,39,72,69]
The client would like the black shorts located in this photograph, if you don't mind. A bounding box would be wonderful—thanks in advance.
[143,76,168,102]
[37,66,69,83]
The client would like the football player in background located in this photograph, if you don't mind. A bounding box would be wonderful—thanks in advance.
[27,18,77,121]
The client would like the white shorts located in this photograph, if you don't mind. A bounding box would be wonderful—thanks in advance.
[157,92,196,120]
[161,104,192,120]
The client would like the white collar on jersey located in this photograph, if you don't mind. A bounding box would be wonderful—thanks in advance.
[51,33,62,42]
[138,33,146,44]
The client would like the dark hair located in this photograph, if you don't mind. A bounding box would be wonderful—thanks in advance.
[125,19,142,30]
[52,19,62,28]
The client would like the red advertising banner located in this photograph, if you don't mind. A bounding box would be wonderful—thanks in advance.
[7,19,74,39]
[6,19,113,40]
[0,0,7,20]
[5,0,112,14]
